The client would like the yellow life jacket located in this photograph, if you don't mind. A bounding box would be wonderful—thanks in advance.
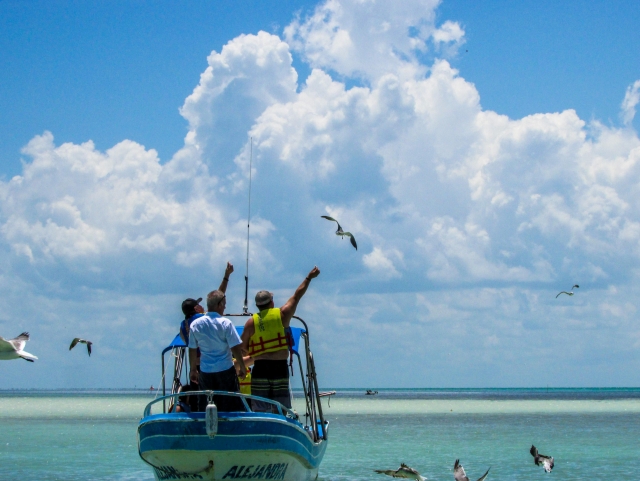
[239,369,252,395]
[248,308,288,356]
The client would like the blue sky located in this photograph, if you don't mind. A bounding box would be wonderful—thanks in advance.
[1,0,640,389]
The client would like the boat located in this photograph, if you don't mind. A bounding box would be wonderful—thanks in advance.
[137,314,330,481]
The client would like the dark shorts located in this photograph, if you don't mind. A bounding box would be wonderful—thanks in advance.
[251,359,291,412]
[199,366,245,412]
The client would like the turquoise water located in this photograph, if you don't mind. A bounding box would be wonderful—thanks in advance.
[1,389,639,480]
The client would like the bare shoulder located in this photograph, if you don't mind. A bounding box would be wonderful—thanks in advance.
[279,304,293,326]
[243,317,255,329]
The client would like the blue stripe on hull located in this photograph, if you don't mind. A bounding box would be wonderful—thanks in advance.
[138,414,327,473]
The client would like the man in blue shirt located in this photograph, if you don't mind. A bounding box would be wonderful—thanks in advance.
[189,285,247,412]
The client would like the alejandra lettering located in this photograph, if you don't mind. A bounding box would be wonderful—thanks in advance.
[222,463,289,479]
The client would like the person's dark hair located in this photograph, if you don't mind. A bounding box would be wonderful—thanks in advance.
[182,298,202,318]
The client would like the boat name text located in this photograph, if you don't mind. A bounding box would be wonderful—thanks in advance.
[222,463,289,479]
[154,466,203,480]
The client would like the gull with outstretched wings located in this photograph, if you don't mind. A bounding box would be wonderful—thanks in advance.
[375,463,426,480]
[530,445,554,473]
[556,284,579,298]
[321,215,357,250]
[0,332,38,362]
[69,338,93,356]
[454,459,489,481]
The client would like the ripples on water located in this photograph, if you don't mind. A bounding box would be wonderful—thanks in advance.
[1,389,639,480]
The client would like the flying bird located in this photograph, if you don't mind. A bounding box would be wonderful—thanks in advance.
[69,338,93,356]
[454,459,490,481]
[374,463,426,480]
[0,332,38,362]
[556,284,579,298]
[321,215,357,250]
[530,445,554,473]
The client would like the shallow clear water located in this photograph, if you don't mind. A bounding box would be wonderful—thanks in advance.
[1,389,639,480]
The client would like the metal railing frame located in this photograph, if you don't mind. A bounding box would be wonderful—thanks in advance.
[158,313,328,442]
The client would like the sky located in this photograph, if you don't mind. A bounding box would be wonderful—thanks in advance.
[1,0,640,389]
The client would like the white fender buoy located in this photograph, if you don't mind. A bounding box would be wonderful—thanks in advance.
[206,402,218,438]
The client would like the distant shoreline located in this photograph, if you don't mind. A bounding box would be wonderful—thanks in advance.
[1,386,639,392]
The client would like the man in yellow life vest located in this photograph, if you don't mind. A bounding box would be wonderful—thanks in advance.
[241,266,320,413]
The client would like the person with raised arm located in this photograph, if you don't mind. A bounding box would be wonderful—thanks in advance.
[241,266,320,412]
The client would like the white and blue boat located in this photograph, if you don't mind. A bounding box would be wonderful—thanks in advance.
[137,315,331,481]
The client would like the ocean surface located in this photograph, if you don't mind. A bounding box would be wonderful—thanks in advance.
[1,388,639,480]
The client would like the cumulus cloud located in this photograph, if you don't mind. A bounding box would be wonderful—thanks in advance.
[363,247,403,279]
[0,132,247,269]
[284,0,464,81]
[3,0,640,387]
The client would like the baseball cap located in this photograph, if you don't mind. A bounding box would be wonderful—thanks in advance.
[255,290,273,307]
[181,297,203,316]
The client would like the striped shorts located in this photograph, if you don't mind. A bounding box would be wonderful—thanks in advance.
[251,359,291,412]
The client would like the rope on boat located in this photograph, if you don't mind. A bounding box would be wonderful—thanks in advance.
[153,362,168,401]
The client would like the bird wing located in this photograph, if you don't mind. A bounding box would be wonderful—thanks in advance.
[18,350,38,362]
[555,291,573,298]
[87,342,92,356]
[69,338,81,350]
[475,467,490,481]
[374,469,401,477]
[343,232,357,250]
[399,464,420,475]
[322,215,343,232]
[454,460,469,481]
[572,284,579,289]
[10,332,29,351]
[0,337,16,352]
[530,445,538,460]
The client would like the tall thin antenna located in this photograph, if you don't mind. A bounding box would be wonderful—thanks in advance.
[243,137,253,314]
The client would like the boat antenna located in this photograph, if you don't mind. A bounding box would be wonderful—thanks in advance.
[243,137,253,314]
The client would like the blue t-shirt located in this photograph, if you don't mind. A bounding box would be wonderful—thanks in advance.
[188,313,242,374]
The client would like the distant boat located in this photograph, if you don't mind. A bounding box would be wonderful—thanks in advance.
[365,390,379,396]
[137,315,330,481]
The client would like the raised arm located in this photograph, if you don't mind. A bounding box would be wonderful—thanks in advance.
[280,266,320,326]
[218,262,234,293]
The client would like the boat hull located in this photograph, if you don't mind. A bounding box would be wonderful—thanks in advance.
[138,412,327,481]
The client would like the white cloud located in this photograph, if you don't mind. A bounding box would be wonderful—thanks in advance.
[363,247,402,279]
[3,3,640,387]
[621,79,640,126]
[285,0,464,81]
[0,131,273,276]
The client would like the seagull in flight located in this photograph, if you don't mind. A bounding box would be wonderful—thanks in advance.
[0,332,38,362]
[374,463,426,480]
[69,338,93,356]
[321,215,357,250]
[530,445,554,473]
[454,459,490,481]
[556,284,579,298]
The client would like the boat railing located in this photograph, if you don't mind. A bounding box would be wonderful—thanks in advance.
[143,390,297,419]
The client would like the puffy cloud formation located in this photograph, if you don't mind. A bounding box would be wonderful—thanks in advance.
[2,0,640,387]
[285,0,465,81]
[0,133,257,270]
